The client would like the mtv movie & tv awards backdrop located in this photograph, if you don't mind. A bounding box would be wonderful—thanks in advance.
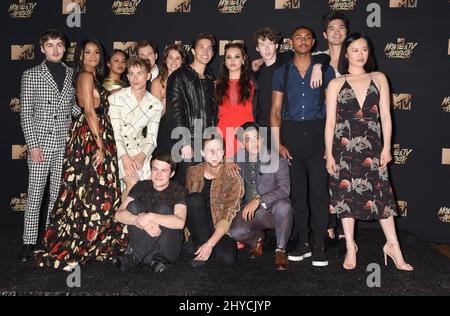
[2,0,449,242]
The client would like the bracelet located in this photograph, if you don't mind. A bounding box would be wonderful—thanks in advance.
[97,147,106,154]
[205,241,214,249]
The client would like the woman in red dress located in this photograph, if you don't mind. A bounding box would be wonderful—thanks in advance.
[216,43,256,158]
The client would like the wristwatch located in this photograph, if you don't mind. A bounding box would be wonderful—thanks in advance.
[255,195,268,209]
[254,195,266,209]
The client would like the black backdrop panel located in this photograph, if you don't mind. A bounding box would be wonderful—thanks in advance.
[1,0,449,242]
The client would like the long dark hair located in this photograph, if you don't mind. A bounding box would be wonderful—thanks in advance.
[159,44,186,89]
[215,43,252,105]
[338,33,376,75]
[74,39,106,85]
[106,49,129,74]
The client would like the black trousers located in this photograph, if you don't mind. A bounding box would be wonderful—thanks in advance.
[328,214,344,235]
[282,120,329,249]
[174,161,193,185]
[127,201,183,263]
[186,193,237,265]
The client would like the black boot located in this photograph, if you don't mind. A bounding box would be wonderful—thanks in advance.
[338,237,347,256]
[286,233,299,253]
[19,245,35,263]
[325,235,338,249]
[150,253,171,273]
[115,253,140,273]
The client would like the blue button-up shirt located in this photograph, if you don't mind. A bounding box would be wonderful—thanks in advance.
[272,61,335,121]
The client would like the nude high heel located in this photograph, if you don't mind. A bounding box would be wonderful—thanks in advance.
[383,242,414,271]
[343,241,358,270]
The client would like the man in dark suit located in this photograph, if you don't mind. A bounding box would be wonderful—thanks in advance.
[19,29,80,262]
[229,122,293,270]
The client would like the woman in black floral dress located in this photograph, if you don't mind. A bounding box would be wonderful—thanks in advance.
[36,40,127,271]
[325,33,413,271]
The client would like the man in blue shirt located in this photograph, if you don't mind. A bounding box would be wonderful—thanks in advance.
[271,26,335,267]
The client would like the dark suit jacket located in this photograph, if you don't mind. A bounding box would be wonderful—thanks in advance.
[235,149,291,209]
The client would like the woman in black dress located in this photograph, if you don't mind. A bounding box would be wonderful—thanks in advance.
[36,39,127,271]
[325,33,413,271]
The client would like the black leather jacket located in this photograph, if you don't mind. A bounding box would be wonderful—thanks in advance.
[165,64,217,144]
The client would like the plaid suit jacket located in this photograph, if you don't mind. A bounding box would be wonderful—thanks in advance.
[20,61,80,150]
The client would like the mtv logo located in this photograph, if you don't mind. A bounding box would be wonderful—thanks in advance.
[397,201,408,217]
[11,45,34,60]
[438,207,450,223]
[62,0,86,14]
[442,97,450,112]
[392,93,412,110]
[114,42,137,57]
[328,0,357,11]
[65,42,78,62]
[219,40,244,56]
[442,148,450,165]
[389,0,417,8]
[393,144,413,165]
[9,98,21,112]
[279,38,293,53]
[10,193,27,212]
[174,41,192,54]
[275,0,301,9]
[12,145,27,160]
[167,0,191,13]
[9,0,37,18]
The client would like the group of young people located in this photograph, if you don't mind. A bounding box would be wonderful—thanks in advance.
[19,11,413,273]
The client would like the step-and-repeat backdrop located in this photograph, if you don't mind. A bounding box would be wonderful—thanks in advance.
[2,0,449,242]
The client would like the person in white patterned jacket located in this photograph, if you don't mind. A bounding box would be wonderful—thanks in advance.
[108,57,164,198]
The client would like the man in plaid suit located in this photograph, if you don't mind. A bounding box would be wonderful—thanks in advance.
[19,30,80,262]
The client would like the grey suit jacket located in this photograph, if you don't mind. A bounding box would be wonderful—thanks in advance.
[20,60,80,150]
[235,149,291,209]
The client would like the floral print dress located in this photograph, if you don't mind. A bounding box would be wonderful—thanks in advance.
[329,75,398,221]
[36,80,127,271]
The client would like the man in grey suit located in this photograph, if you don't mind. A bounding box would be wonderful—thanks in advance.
[229,122,293,270]
[19,30,80,262]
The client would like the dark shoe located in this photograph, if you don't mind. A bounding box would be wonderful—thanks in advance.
[115,253,140,273]
[338,237,347,256]
[151,260,170,273]
[325,235,338,249]
[19,245,35,263]
[249,235,264,259]
[288,244,312,262]
[150,253,171,273]
[191,259,207,268]
[286,236,299,253]
[312,248,329,267]
[275,251,288,270]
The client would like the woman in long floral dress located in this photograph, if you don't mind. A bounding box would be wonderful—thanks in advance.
[36,39,127,271]
[325,33,413,272]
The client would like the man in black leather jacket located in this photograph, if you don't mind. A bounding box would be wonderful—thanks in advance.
[165,32,217,184]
